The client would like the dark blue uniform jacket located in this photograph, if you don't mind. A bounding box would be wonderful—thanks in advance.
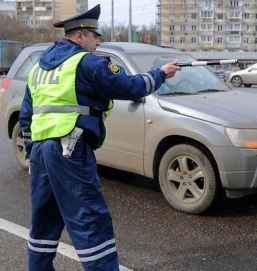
[19,38,166,153]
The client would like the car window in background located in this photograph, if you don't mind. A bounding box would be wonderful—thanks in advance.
[15,51,41,80]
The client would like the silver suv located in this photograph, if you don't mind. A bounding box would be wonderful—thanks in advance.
[1,42,257,214]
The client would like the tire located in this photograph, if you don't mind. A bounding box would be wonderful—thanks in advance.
[159,144,218,214]
[231,76,242,87]
[244,84,252,87]
[12,122,29,169]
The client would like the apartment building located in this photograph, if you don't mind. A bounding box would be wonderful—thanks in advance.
[157,0,257,52]
[0,0,15,16]
[15,0,88,29]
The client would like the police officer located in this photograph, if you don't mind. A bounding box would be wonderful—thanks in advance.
[19,4,181,271]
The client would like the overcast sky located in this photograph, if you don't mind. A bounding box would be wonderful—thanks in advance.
[88,0,156,27]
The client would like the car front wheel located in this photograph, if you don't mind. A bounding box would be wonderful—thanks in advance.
[12,122,29,169]
[159,144,218,214]
[231,76,242,87]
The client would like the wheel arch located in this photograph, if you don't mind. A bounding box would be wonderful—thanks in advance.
[152,135,221,186]
[8,111,20,139]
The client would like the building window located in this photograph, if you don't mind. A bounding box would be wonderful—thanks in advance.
[255,38,257,44]
[191,37,197,43]
[191,13,197,19]
[180,13,186,19]
[191,0,197,6]
[180,25,186,31]
[203,0,212,6]
[55,2,61,8]
[244,0,251,6]
[200,35,213,42]
[191,25,197,31]
[201,11,213,18]
[229,11,241,18]
[218,0,223,7]
[244,37,249,43]
[170,25,175,31]
[180,37,185,43]
[170,37,175,43]
[229,0,239,6]
[200,23,213,31]
[228,23,240,30]
[170,0,175,7]
[217,37,223,43]
[181,0,186,7]
[170,13,175,20]
[244,13,250,19]
[217,13,224,19]
[218,25,223,31]
[228,35,240,42]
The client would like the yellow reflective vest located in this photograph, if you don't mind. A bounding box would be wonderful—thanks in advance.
[28,52,113,142]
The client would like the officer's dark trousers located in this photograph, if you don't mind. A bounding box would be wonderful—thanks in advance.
[28,139,119,271]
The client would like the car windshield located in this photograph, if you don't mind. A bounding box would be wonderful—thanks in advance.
[128,53,231,95]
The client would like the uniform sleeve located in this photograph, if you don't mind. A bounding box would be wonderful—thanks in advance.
[19,85,33,155]
[87,57,166,100]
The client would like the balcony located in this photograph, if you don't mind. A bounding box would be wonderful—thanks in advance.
[227,31,240,34]
[200,4,214,11]
[199,42,213,48]
[227,42,241,47]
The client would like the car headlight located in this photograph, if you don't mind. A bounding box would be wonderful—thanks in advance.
[225,127,257,148]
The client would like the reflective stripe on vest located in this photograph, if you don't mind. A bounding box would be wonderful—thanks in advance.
[33,105,107,119]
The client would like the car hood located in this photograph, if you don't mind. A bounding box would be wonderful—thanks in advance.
[158,90,257,128]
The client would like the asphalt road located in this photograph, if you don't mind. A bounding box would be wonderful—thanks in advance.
[1,87,257,271]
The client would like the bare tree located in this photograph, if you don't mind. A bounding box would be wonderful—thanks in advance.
[99,23,157,44]
[139,24,157,45]
[0,13,158,46]
[99,23,112,42]
[0,13,31,43]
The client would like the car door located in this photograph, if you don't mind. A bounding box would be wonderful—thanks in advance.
[244,64,257,84]
[94,54,145,175]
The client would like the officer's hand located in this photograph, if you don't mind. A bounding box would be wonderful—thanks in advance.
[161,60,181,79]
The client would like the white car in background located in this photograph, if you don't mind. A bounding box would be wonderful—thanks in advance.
[229,63,257,87]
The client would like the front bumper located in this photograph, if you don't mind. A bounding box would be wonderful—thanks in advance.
[215,146,257,198]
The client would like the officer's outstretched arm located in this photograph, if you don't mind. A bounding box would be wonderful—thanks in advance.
[91,58,181,101]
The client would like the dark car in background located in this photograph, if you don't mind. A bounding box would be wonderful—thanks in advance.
[214,69,226,81]
[1,42,257,215]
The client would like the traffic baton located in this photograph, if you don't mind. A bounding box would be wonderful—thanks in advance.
[176,59,238,67]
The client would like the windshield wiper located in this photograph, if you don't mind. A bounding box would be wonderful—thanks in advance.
[198,89,226,93]
[159,91,191,96]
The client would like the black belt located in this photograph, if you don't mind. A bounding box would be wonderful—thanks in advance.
[89,108,103,118]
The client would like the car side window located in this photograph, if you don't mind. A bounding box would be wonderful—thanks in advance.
[15,51,42,80]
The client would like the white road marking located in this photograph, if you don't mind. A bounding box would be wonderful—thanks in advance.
[0,218,133,271]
